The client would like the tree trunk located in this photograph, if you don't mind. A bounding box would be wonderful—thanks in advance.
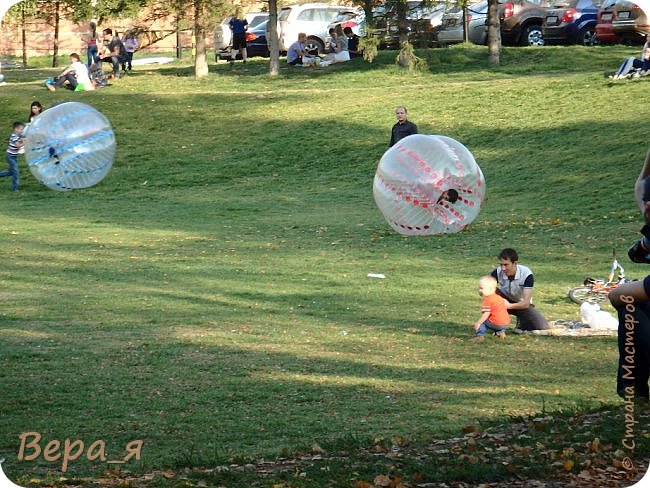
[268,0,280,76]
[52,0,60,67]
[21,3,27,66]
[486,0,500,66]
[194,0,208,77]
[396,2,410,67]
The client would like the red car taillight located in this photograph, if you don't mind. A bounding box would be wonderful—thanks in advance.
[561,8,578,22]
[467,13,473,21]
[246,32,258,41]
[503,3,514,18]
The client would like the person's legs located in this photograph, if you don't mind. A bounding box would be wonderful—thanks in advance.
[87,45,98,67]
[614,299,650,400]
[486,323,508,337]
[125,52,133,70]
[509,305,549,330]
[62,72,77,90]
[475,321,490,337]
[0,154,19,191]
[112,55,122,77]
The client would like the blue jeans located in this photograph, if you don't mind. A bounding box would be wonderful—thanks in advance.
[0,153,19,191]
[52,72,77,90]
[102,55,125,76]
[87,45,99,67]
[476,320,507,337]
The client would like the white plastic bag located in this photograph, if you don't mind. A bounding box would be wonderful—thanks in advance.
[580,302,619,330]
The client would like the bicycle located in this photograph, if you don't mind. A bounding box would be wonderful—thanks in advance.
[567,250,630,305]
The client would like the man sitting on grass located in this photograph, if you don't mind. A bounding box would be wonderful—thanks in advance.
[45,53,93,92]
[490,248,549,332]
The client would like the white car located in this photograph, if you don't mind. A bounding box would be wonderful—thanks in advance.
[277,3,362,53]
[214,12,269,52]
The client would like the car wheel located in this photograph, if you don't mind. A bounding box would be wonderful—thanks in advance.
[304,37,325,55]
[578,27,598,46]
[522,25,544,46]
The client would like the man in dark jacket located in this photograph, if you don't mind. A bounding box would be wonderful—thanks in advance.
[389,106,417,147]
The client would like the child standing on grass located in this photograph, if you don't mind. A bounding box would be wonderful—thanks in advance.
[28,101,43,122]
[473,276,510,342]
[122,31,139,71]
[1,122,24,192]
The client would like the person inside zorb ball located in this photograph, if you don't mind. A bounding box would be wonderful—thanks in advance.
[24,102,115,191]
[373,134,485,235]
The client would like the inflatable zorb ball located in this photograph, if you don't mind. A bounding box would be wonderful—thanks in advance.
[373,134,485,235]
[25,102,115,191]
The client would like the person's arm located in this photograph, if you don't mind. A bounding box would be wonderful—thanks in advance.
[57,65,73,78]
[474,310,490,331]
[635,146,650,213]
[505,287,533,310]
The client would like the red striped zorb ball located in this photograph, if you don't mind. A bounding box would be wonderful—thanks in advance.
[373,134,485,235]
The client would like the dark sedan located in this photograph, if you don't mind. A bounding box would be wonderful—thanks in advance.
[542,0,601,45]
[217,20,270,60]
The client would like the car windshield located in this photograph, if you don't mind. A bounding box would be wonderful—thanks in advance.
[248,15,268,28]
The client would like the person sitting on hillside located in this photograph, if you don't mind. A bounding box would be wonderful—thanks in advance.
[99,28,126,79]
[344,26,361,58]
[611,33,650,80]
[287,33,312,66]
[325,25,349,63]
[45,53,94,92]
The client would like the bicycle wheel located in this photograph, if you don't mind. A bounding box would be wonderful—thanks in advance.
[568,286,608,305]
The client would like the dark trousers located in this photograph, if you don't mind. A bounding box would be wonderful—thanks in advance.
[614,299,650,400]
[496,289,549,330]
[124,52,134,70]
[53,72,77,90]
[101,55,124,76]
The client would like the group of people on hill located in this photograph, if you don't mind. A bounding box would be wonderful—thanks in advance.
[287,26,361,66]
[45,22,139,92]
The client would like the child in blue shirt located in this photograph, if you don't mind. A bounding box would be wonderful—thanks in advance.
[1,121,23,192]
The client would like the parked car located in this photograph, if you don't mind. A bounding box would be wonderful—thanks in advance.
[326,10,366,38]
[611,0,649,44]
[542,0,601,45]
[500,0,551,45]
[373,1,448,48]
[214,12,269,52]
[217,20,270,60]
[277,3,361,53]
[437,1,488,45]
[595,0,621,43]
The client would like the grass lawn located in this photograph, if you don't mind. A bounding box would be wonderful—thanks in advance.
[0,44,648,487]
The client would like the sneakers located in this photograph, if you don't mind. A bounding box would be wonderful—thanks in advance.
[496,331,506,339]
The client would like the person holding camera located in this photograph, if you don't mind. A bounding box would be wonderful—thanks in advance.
[609,149,650,403]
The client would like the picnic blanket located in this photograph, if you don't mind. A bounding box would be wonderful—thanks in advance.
[519,319,617,337]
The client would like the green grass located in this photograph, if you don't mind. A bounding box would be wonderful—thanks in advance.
[0,44,648,486]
